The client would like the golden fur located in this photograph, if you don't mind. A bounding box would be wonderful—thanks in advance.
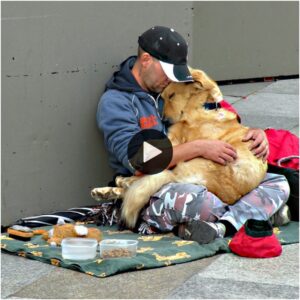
[91,69,267,229]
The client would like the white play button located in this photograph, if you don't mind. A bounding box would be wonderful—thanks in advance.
[127,129,173,174]
[143,141,162,163]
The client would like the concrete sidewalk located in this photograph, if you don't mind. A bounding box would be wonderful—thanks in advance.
[1,79,299,299]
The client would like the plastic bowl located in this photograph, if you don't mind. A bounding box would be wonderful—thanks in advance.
[61,238,98,260]
[99,239,138,259]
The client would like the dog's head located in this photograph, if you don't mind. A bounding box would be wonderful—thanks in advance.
[161,68,223,123]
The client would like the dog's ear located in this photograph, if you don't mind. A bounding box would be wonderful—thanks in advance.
[188,69,205,91]
[193,82,204,90]
[191,69,215,89]
[190,68,223,102]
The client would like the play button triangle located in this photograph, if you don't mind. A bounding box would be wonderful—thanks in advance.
[143,141,162,163]
[127,129,173,175]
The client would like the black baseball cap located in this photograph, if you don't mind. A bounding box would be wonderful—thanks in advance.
[138,26,193,82]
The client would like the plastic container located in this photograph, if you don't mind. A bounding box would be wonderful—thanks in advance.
[61,238,98,260]
[99,239,138,259]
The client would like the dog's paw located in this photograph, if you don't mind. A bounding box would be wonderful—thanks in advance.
[115,176,139,189]
[91,187,124,201]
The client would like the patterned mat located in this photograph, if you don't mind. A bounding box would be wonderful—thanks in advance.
[1,222,299,278]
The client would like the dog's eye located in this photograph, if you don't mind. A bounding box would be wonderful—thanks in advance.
[169,93,175,100]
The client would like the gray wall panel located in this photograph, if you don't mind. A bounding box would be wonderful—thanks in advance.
[192,1,299,80]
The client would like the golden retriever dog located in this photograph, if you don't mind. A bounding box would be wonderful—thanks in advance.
[91,69,267,228]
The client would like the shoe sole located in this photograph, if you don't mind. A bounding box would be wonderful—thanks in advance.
[271,204,291,226]
[179,220,217,244]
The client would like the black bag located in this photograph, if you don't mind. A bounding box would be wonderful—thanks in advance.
[1,204,120,232]
[267,164,299,221]
[12,207,96,227]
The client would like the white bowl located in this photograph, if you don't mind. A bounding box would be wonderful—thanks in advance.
[61,238,98,260]
[99,239,138,259]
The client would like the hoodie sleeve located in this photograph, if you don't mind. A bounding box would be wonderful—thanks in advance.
[97,90,139,174]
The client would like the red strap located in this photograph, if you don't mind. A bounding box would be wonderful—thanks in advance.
[219,100,241,122]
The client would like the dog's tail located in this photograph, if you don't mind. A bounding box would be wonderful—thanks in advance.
[121,170,175,228]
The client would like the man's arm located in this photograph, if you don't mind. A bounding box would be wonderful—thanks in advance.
[169,126,269,168]
[97,90,141,174]
[166,127,269,171]
[134,139,237,176]
[134,128,268,177]
[168,139,238,169]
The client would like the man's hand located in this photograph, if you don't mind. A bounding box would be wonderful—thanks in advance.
[200,140,237,166]
[242,128,269,162]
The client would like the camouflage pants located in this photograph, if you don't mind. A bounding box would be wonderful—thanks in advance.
[141,173,290,232]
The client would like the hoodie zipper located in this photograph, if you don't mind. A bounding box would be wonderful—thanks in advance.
[148,94,168,135]
[148,94,162,120]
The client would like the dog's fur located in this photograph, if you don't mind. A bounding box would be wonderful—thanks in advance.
[91,69,267,228]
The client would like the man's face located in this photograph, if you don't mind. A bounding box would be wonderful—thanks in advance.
[142,57,171,93]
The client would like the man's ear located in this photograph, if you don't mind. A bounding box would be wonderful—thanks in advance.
[140,52,152,68]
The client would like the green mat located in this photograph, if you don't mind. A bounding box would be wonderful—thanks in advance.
[1,222,299,278]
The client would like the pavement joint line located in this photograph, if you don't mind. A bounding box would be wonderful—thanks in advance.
[224,94,243,97]
[229,100,242,105]
[224,88,268,98]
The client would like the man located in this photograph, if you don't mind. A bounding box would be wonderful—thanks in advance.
[97,26,290,244]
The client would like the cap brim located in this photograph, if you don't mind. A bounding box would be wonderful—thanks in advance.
[159,61,193,82]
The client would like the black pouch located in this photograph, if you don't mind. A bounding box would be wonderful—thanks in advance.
[267,164,299,221]
[1,205,120,233]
